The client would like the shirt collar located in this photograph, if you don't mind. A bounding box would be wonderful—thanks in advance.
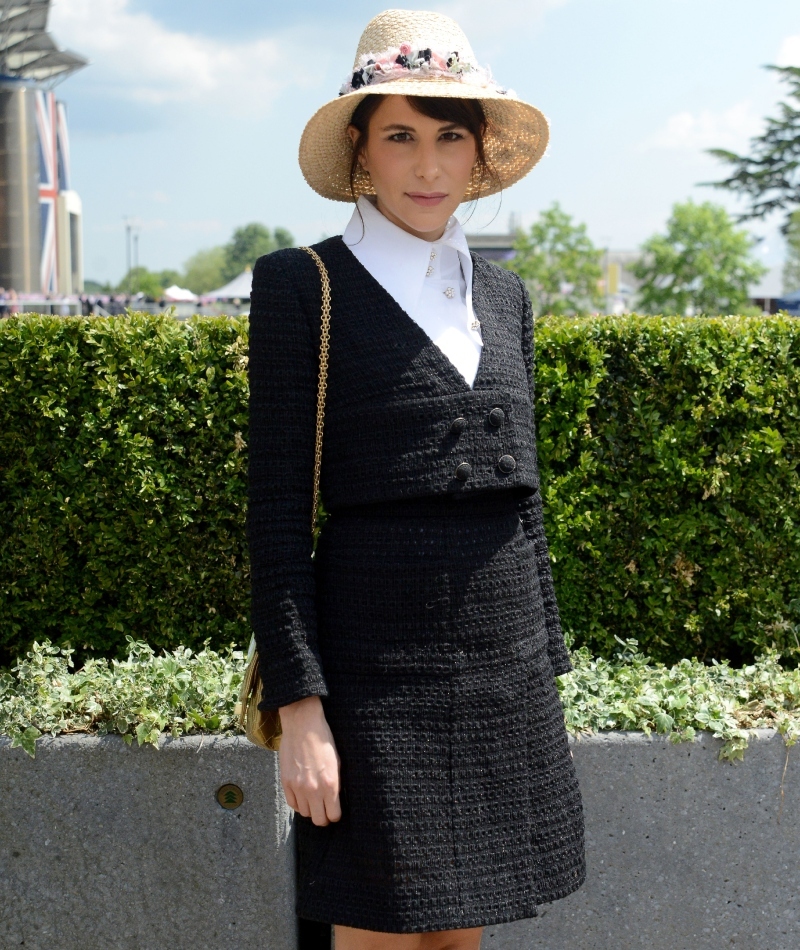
[342,195,473,318]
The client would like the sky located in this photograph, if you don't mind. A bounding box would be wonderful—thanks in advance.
[48,0,800,287]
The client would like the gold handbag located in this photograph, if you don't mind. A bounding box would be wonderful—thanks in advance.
[235,246,332,751]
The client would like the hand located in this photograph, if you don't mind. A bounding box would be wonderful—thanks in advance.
[278,695,342,826]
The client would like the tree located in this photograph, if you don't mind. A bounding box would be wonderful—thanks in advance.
[222,223,294,281]
[272,227,293,250]
[84,279,113,294]
[782,209,800,295]
[156,269,182,289]
[182,247,226,294]
[115,267,179,299]
[505,203,603,316]
[707,65,800,234]
[631,201,767,315]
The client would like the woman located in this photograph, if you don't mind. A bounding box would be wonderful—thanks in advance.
[247,10,585,949]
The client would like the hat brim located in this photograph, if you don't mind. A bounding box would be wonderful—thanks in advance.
[298,79,549,203]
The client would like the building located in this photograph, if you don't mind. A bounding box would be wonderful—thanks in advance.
[749,266,783,315]
[463,230,518,264]
[0,1,86,295]
[465,219,642,313]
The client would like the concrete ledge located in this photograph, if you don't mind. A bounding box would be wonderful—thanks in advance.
[0,735,296,950]
[487,730,800,950]
[1,731,798,949]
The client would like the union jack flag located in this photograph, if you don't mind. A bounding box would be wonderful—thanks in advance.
[35,90,58,294]
[56,101,71,192]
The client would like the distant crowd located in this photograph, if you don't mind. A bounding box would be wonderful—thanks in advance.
[0,290,164,317]
[0,287,19,316]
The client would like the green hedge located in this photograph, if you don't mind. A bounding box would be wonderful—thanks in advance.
[1,313,799,668]
[536,314,800,664]
[0,314,250,669]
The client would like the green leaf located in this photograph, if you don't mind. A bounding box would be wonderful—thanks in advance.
[654,711,675,734]
[11,726,42,758]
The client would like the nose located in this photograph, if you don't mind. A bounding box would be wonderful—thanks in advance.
[414,138,440,181]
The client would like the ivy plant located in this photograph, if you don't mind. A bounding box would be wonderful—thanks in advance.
[2,637,798,763]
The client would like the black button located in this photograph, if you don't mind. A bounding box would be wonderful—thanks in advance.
[450,417,467,435]
[454,462,472,481]
[498,454,516,474]
[488,407,505,427]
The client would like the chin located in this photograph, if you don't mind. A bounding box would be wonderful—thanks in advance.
[403,206,455,232]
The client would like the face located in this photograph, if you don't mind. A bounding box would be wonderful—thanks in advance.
[347,95,479,241]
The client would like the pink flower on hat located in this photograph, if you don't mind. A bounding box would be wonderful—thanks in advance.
[399,42,412,56]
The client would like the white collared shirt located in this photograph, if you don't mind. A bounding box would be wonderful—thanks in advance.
[342,195,483,388]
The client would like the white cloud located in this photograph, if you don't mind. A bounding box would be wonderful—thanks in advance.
[49,0,306,116]
[438,0,567,33]
[637,29,800,157]
[422,0,569,85]
[49,0,568,119]
[433,0,567,53]
[640,99,762,152]
[777,33,800,67]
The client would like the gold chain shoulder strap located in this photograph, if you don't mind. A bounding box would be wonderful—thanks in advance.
[235,246,331,750]
[299,246,331,541]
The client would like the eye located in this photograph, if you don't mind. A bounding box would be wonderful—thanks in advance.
[388,131,412,142]
[441,131,466,141]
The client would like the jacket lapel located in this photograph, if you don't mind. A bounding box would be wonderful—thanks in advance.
[329,236,495,394]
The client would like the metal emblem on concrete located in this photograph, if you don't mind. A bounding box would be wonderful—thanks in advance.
[216,784,244,809]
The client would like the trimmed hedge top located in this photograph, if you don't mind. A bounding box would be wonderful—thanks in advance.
[1,312,799,667]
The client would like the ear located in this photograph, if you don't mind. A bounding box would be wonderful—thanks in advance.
[347,125,368,170]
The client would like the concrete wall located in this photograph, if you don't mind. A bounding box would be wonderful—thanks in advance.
[0,735,296,950]
[1,730,798,950]
[486,730,799,950]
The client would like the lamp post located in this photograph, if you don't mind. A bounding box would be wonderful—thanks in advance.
[599,235,612,315]
[123,217,132,296]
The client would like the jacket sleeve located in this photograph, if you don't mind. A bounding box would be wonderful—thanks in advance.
[511,271,573,677]
[247,250,329,710]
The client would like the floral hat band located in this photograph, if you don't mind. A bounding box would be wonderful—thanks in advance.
[299,9,549,203]
[339,44,513,97]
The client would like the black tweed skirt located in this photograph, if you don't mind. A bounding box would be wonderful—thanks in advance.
[299,491,585,933]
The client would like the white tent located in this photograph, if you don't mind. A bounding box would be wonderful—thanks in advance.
[204,268,252,300]
[163,284,198,302]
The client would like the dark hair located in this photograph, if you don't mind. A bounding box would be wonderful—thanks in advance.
[347,94,498,202]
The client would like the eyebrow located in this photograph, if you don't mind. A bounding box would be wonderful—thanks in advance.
[379,122,464,133]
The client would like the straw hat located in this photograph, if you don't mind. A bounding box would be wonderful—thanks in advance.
[298,9,549,202]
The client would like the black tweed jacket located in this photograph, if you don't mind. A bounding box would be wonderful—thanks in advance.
[247,237,571,710]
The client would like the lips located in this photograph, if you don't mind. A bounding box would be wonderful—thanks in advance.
[407,192,448,207]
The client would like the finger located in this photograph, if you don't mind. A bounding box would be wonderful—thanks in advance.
[293,790,312,818]
[309,794,330,827]
[324,791,342,823]
[326,752,342,822]
[283,784,299,812]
